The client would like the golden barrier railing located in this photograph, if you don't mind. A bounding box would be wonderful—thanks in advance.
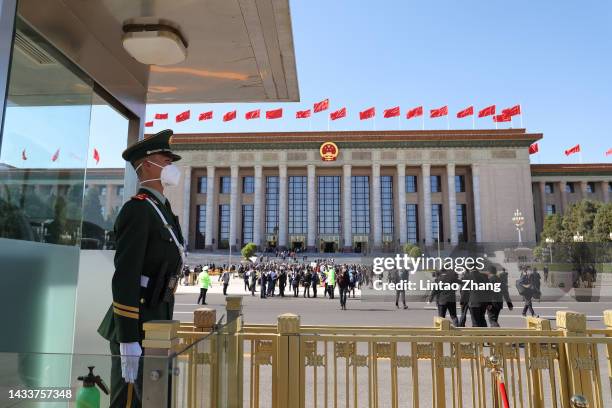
[144,298,612,408]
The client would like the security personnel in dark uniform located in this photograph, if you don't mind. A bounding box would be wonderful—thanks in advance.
[487,266,513,327]
[468,268,492,327]
[428,269,461,326]
[97,130,185,408]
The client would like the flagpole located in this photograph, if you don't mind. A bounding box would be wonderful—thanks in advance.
[446,115,450,130]
[373,116,376,131]
[327,115,330,131]
[519,102,523,128]
[422,114,425,130]
[398,115,400,130]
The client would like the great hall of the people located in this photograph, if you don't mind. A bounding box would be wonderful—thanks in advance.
[155,128,612,253]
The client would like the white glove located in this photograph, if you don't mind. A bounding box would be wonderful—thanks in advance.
[119,342,142,383]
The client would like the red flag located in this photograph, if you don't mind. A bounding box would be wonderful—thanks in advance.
[565,144,580,156]
[51,149,60,162]
[199,111,213,121]
[266,108,283,119]
[359,107,376,120]
[145,121,153,127]
[406,106,423,119]
[493,114,511,122]
[313,98,329,113]
[330,107,346,121]
[383,106,400,118]
[93,148,100,164]
[154,113,168,120]
[21,149,27,161]
[478,105,496,118]
[456,106,474,118]
[606,148,612,156]
[430,106,448,118]
[223,110,237,122]
[502,105,521,117]
[296,109,311,119]
[176,110,190,122]
[528,143,539,155]
[245,109,260,120]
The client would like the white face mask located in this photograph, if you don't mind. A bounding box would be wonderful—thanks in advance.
[136,160,181,187]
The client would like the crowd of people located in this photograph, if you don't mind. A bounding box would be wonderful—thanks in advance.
[183,259,544,325]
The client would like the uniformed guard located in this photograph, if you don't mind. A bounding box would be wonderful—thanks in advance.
[97,129,185,407]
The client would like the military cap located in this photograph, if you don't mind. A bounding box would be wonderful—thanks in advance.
[122,129,181,164]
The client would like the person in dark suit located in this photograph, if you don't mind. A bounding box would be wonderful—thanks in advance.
[486,266,513,327]
[468,268,492,327]
[97,130,185,408]
[278,268,287,297]
[311,268,319,298]
[428,269,461,326]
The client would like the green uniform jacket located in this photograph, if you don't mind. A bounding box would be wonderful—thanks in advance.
[199,272,211,289]
[97,188,184,343]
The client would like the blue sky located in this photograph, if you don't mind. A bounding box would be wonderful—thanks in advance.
[144,0,612,166]
[3,0,611,168]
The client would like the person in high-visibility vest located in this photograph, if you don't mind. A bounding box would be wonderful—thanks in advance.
[198,266,212,305]
[326,266,336,299]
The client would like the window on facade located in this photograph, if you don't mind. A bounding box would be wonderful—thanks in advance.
[243,176,254,194]
[565,182,574,193]
[265,176,279,235]
[242,205,254,244]
[100,186,107,196]
[197,177,207,194]
[351,176,370,235]
[455,175,465,193]
[381,176,394,236]
[195,205,206,249]
[586,182,595,193]
[457,204,467,242]
[546,204,556,215]
[406,175,417,193]
[218,204,230,248]
[609,182,612,193]
[318,176,340,234]
[545,183,554,194]
[432,204,444,243]
[288,176,307,235]
[220,177,231,194]
[117,186,124,198]
[430,175,441,193]
[406,204,418,244]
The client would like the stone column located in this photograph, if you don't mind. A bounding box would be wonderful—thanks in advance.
[307,165,316,251]
[447,163,458,245]
[580,180,588,199]
[204,166,215,250]
[539,182,546,222]
[342,164,352,252]
[229,165,239,251]
[559,180,568,214]
[471,164,482,243]
[253,165,263,249]
[602,181,610,203]
[396,164,407,246]
[422,164,433,246]
[278,164,288,250]
[371,163,382,249]
[181,167,191,249]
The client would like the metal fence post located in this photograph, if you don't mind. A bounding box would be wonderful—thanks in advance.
[526,316,551,408]
[224,296,243,408]
[557,311,595,406]
[277,313,301,408]
[603,310,612,401]
[433,317,450,408]
[142,320,181,408]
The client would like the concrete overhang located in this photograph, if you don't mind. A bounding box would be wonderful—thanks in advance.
[15,0,299,115]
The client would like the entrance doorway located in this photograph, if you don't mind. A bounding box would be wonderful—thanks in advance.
[323,241,336,253]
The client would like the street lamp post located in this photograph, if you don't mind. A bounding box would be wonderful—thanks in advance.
[545,237,554,264]
[573,232,584,243]
[512,209,525,245]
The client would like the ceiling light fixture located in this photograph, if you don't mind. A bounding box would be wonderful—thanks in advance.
[122,18,188,66]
